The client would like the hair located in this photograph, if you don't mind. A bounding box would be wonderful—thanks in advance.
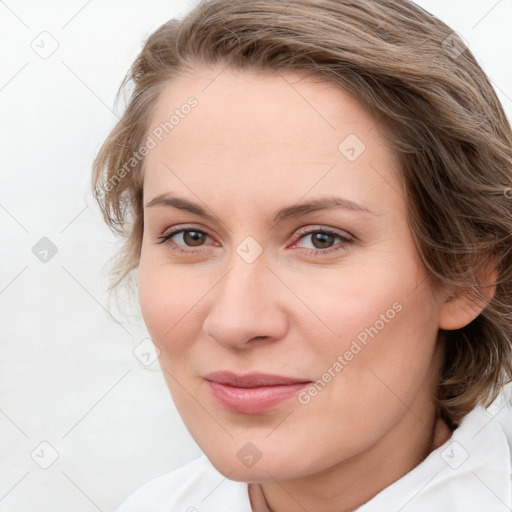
[91,0,512,429]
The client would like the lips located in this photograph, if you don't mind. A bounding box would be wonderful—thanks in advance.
[204,371,311,414]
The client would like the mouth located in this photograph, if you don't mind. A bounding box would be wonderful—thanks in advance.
[203,371,312,415]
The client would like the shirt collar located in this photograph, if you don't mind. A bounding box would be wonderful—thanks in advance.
[356,405,512,511]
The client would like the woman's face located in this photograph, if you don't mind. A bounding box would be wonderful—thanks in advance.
[138,64,447,481]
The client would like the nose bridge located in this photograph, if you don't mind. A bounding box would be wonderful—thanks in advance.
[223,259,264,311]
[203,251,287,347]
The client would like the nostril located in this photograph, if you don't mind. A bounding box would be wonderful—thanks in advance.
[248,336,268,342]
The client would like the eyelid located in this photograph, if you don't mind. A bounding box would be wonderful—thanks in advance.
[288,232,351,259]
[290,225,354,244]
[156,223,214,246]
[160,223,211,238]
[158,223,352,241]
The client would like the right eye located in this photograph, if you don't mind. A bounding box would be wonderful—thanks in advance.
[157,225,215,253]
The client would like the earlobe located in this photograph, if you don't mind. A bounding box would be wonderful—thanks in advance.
[438,268,498,331]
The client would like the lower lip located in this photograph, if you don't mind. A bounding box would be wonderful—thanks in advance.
[206,381,309,415]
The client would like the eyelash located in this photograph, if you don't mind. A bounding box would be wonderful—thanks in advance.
[156,224,354,257]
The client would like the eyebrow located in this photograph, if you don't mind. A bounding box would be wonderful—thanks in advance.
[144,194,377,223]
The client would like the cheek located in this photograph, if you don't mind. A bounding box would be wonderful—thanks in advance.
[277,258,407,347]
[285,253,439,386]
[137,255,216,359]
[138,258,187,346]
[317,284,439,418]
[138,261,168,337]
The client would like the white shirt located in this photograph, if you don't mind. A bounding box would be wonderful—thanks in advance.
[116,404,512,511]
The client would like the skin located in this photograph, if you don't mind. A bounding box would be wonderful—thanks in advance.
[137,64,493,512]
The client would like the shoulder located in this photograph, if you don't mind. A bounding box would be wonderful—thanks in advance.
[116,454,252,512]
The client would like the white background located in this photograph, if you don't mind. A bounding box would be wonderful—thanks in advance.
[1,1,511,510]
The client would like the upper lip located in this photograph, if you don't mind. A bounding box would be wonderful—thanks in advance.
[204,371,311,388]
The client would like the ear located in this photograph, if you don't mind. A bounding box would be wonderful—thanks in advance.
[438,267,498,330]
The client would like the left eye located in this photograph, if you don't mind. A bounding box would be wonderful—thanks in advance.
[293,229,352,252]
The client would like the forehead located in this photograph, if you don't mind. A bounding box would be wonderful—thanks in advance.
[148,65,385,154]
[143,64,402,212]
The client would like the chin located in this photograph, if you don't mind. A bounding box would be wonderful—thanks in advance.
[202,443,313,483]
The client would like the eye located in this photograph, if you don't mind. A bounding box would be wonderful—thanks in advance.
[156,224,354,257]
[292,227,353,255]
[156,225,213,253]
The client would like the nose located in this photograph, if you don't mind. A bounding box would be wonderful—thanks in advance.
[202,258,288,350]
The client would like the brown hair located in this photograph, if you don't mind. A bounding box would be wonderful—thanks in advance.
[91,0,512,428]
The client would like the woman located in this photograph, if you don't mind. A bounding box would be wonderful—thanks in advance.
[92,0,512,510]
